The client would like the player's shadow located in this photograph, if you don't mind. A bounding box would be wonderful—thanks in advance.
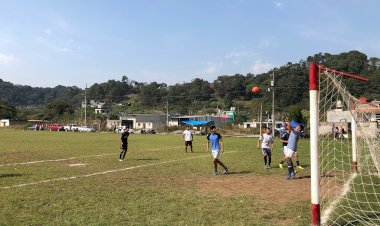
[134,158,160,161]
[226,170,253,175]
[0,173,23,178]
[294,175,311,180]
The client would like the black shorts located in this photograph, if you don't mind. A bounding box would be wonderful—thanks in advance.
[185,141,192,146]
[121,143,128,150]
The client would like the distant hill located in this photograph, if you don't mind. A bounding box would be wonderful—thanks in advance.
[1,50,379,117]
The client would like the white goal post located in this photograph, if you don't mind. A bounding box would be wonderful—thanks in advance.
[309,62,380,226]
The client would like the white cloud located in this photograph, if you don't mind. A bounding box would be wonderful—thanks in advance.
[56,47,72,52]
[259,36,278,47]
[225,50,258,65]
[225,50,253,59]
[35,36,74,53]
[274,1,283,8]
[251,60,274,74]
[199,62,223,74]
[45,29,52,35]
[52,18,70,32]
[0,53,17,64]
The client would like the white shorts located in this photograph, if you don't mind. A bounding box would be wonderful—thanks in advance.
[283,146,295,158]
[211,150,221,159]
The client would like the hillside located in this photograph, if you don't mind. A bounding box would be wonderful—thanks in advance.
[1,50,379,122]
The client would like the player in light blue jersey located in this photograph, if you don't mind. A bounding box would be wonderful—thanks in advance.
[206,125,228,176]
[283,121,305,179]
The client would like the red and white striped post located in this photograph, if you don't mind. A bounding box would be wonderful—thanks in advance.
[309,62,320,226]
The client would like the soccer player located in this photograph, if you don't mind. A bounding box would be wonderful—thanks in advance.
[257,127,274,169]
[119,126,130,161]
[183,126,194,153]
[206,125,228,176]
[283,121,304,179]
[278,124,290,169]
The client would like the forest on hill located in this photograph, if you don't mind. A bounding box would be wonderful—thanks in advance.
[1,50,379,124]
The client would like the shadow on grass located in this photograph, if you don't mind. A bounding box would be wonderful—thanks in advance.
[134,158,160,161]
[0,173,23,178]
[294,175,311,179]
[226,170,254,175]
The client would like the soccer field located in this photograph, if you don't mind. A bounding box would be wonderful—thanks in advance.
[0,129,311,225]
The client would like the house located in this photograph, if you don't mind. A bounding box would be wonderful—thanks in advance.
[1,119,9,127]
[94,101,111,115]
[320,98,380,137]
[241,120,283,130]
[216,107,235,121]
[119,114,168,130]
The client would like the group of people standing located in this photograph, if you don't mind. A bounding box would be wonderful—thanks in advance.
[257,121,305,179]
[118,122,304,179]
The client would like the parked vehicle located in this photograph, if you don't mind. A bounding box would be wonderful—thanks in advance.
[141,129,156,134]
[78,126,96,132]
[64,124,80,132]
[115,126,124,133]
[115,126,134,133]
[48,124,64,131]
[28,124,44,131]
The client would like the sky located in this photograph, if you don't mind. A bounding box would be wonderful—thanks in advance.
[1,0,380,88]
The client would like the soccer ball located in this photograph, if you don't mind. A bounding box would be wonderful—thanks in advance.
[251,86,260,94]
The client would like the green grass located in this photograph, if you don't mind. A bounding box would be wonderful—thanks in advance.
[319,137,380,225]
[0,128,311,225]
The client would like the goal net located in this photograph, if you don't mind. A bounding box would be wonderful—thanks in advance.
[309,63,380,226]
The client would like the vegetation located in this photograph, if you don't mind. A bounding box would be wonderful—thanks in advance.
[1,50,379,123]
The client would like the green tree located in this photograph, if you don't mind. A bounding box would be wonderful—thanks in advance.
[286,105,306,124]
[43,100,74,121]
[0,100,16,119]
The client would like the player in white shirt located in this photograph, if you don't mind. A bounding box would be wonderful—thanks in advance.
[183,126,194,153]
[257,127,274,169]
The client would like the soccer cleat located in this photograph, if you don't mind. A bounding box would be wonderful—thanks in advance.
[296,165,304,170]
[287,173,292,179]
[214,171,218,176]
[222,167,228,175]
[119,159,123,161]
[292,171,297,179]
[279,163,284,169]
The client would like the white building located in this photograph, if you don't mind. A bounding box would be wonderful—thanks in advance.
[0,119,10,127]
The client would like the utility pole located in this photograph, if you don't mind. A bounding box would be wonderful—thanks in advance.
[84,84,87,126]
[271,68,275,137]
[166,99,169,127]
[259,102,263,136]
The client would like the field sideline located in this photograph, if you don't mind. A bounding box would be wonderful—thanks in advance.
[0,129,311,225]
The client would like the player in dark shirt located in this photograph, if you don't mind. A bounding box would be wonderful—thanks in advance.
[119,127,130,161]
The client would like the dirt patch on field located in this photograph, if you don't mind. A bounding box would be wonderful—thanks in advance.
[193,173,310,204]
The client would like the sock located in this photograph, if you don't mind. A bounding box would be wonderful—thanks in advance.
[280,160,285,164]
[268,157,272,166]
[296,160,300,166]
[287,160,294,174]
[264,156,267,165]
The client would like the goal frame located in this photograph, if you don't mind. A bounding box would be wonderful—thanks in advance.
[309,62,369,226]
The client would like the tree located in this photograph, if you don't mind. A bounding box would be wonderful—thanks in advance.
[43,100,74,121]
[0,100,16,119]
[286,105,306,124]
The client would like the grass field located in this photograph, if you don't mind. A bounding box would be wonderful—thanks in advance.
[0,128,311,225]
